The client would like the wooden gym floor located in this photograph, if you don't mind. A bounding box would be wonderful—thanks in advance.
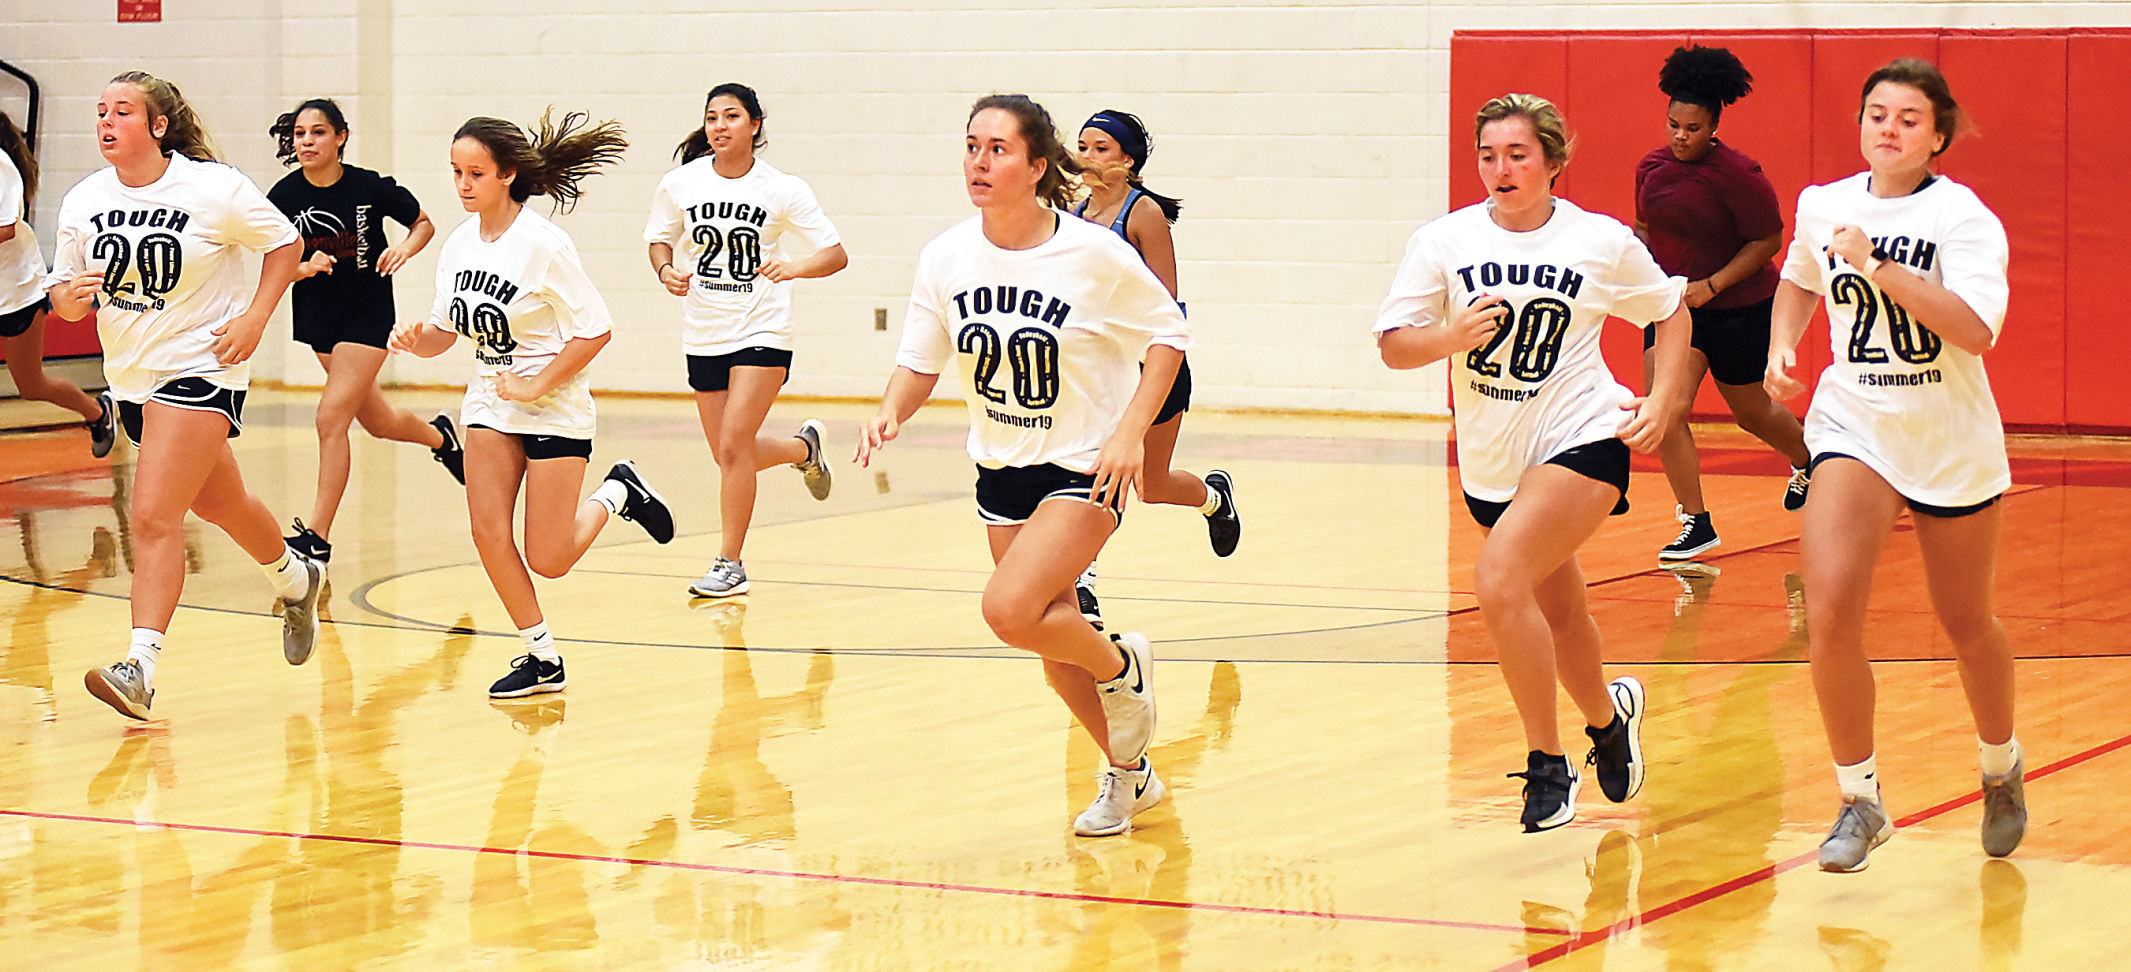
[2,389,2126,969]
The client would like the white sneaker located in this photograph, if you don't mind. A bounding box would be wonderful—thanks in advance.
[1073,758,1166,836]
[1097,633,1157,765]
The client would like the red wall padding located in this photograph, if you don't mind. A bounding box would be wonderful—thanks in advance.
[0,308,99,363]
[1449,28,2125,432]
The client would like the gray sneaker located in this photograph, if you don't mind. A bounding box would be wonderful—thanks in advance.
[1097,633,1157,766]
[1981,759,2027,857]
[280,555,325,665]
[1819,795,1894,872]
[793,419,833,501]
[84,660,154,720]
[688,557,750,598]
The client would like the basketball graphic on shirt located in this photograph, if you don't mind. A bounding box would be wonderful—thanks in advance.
[288,207,346,239]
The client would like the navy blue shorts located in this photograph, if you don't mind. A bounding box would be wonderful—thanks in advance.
[467,423,593,461]
[1464,438,1631,529]
[688,347,793,393]
[116,377,245,447]
[974,463,1123,526]
[1808,452,2000,518]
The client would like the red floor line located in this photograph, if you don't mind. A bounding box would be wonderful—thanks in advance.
[1494,727,2131,971]
[0,807,1565,939]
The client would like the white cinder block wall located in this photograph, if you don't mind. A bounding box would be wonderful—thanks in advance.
[8,2,2126,415]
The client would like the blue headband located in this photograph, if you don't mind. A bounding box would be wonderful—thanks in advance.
[1082,112,1147,173]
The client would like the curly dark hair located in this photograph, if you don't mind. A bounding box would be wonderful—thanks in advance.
[1658,45,1754,122]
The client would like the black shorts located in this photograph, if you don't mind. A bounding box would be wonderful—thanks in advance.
[1643,297,1774,388]
[116,377,246,447]
[467,423,593,461]
[0,296,49,338]
[1808,452,2001,518]
[1153,357,1192,425]
[688,347,793,393]
[1464,438,1632,529]
[974,462,1124,526]
[294,313,394,356]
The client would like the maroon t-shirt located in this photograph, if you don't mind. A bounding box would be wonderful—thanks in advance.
[1633,141,1782,309]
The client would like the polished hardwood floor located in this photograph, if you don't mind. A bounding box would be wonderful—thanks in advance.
[2,389,2125,969]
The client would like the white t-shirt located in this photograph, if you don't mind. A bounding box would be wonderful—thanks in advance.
[0,150,44,316]
[896,213,1190,472]
[643,157,840,355]
[44,154,298,400]
[1781,173,2011,506]
[1375,200,1685,503]
[427,207,614,440]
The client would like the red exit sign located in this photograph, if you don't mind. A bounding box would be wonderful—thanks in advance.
[119,0,162,22]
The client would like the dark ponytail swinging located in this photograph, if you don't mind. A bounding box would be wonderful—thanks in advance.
[455,109,628,213]
[269,98,349,166]
[968,94,1083,211]
[0,110,35,209]
[1081,108,1182,223]
[673,82,767,164]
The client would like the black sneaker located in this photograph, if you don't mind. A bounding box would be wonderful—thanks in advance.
[286,519,331,564]
[1508,751,1580,833]
[1658,507,1719,562]
[604,460,674,544]
[430,413,466,485]
[489,653,566,699]
[1584,676,1646,803]
[1204,469,1241,557]
[1783,466,1811,512]
[1076,570,1103,631]
[90,391,118,458]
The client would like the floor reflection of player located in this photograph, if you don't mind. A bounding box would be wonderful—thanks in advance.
[470,718,602,953]
[266,613,473,959]
[5,519,117,721]
[1058,662,1239,970]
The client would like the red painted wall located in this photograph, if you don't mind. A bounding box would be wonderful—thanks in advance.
[1449,28,2127,433]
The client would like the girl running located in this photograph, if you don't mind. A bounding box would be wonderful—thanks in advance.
[388,110,673,700]
[1375,93,1697,831]
[1764,59,2024,872]
[267,97,462,564]
[1069,109,1239,629]
[0,108,112,453]
[856,94,1184,836]
[645,83,845,599]
[50,71,326,719]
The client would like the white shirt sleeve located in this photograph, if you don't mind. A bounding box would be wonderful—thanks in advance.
[775,176,842,253]
[426,243,453,328]
[893,246,953,375]
[42,194,88,293]
[1780,188,1826,295]
[642,174,684,247]
[214,168,300,252]
[1373,228,1448,335]
[540,239,614,341]
[1101,249,1190,354]
[1937,202,2011,340]
[1604,229,1686,327]
[0,161,21,224]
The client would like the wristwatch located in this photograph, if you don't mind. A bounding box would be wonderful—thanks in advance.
[1860,245,1889,280]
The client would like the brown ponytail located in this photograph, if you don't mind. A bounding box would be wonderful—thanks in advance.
[0,110,35,209]
[454,109,627,213]
[968,94,1082,210]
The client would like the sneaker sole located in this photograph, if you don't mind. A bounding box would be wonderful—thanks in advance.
[488,679,567,700]
[687,580,751,598]
[1610,676,1645,802]
[1657,538,1720,562]
[798,419,833,501]
[1526,773,1581,833]
[282,559,325,666]
[84,669,150,720]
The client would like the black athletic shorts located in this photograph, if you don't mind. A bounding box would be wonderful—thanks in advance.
[466,423,593,461]
[0,296,50,338]
[1643,296,1775,388]
[1808,452,2001,518]
[116,376,246,447]
[294,313,394,356]
[1153,357,1192,425]
[1464,438,1632,529]
[975,462,1124,526]
[688,347,793,393]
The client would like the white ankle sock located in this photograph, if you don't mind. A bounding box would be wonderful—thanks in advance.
[1835,755,1879,801]
[128,628,163,686]
[264,547,308,600]
[1196,485,1222,516]
[1979,736,2021,776]
[589,478,628,515]
[520,622,560,663]
[1078,562,1098,586]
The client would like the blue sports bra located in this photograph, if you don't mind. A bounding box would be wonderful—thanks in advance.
[1074,186,1146,248]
